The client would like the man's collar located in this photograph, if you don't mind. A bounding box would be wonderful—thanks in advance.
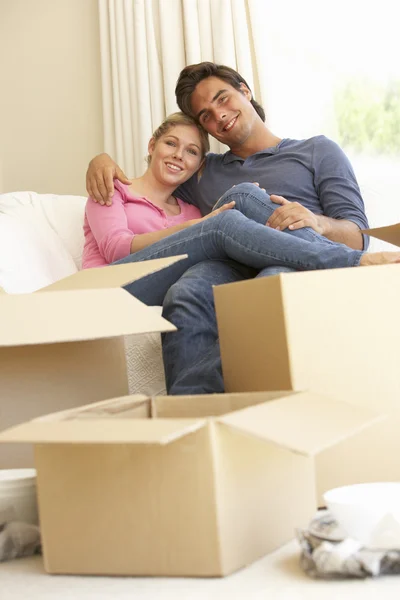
[222,140,286,164]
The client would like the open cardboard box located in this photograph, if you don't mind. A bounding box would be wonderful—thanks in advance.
[0,391,383,576]
[214,224,400,497]
[0,256,186,468]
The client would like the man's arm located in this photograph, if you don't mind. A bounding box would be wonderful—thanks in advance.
[86,154,131,205]
[313,137,368,250]
[267,196,364,250]
[316,215,363,249]
[266,137,369,251]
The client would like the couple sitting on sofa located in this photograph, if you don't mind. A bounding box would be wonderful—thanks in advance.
[84,61,400,395]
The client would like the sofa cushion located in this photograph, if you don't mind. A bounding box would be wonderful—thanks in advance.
[0,212,77,294]
[0,191,87,268]
[0,191,88,293]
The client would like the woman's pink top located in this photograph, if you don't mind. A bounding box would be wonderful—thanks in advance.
[82,180,201,268]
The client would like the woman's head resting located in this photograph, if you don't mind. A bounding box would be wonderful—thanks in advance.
[146,112,209,186]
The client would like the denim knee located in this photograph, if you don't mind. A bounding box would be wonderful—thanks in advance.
[163,265,215,318]
[213,182,275,225]
[207,208,243,230]
[163,275,210,312]
[162,259,250,316]
[231,182,264,197]
[215,182,263,208]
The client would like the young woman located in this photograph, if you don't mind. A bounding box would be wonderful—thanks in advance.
[83,113,400,306]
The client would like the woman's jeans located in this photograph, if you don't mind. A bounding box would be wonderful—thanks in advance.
[116,182,363,306]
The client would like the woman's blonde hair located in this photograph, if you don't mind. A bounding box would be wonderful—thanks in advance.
[146,112,209,165]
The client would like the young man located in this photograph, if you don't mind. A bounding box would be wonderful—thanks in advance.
[86,62,370,394]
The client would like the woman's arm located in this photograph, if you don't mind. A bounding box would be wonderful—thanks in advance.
[131,201,236,252]
[86,189,199,262]
[86,180,236,261]
[85,189,135,263]
[130,221,196,253]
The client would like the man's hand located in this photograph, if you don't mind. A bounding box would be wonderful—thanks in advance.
[267,195,324,235]
[86,154,131,206]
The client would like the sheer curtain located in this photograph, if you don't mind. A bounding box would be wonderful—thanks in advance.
[98,0,282,176]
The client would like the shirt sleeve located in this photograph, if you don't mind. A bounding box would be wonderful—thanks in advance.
[85,186,134,264]
[312,136,370,249]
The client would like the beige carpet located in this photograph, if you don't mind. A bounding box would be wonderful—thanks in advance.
[0,541,398,599]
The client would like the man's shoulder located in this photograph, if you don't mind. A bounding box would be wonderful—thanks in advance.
[280,135,335,152]
[204,151,229,166]
[280,136,346,167]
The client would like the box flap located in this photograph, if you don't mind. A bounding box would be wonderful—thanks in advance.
[0,288,175,347]
[0,419,205,445]
[40,256,188,291]
[362,223,400,247]
[153,391,298,418]
[35,395,150,422]
[214,276,293,392]
[217,391,385,455]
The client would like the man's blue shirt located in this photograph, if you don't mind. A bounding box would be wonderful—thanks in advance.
[176,136,369,248]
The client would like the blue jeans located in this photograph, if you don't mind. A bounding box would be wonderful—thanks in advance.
[117,182,363,307]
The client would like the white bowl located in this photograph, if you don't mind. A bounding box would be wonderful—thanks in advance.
[0,468,38,525]
[324,482,400,550]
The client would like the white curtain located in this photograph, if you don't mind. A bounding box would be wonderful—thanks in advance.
[98,0,286,177]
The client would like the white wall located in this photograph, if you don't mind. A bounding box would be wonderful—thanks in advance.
[0,0,103,195]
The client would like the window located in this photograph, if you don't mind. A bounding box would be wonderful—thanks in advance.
[259,0,400,241]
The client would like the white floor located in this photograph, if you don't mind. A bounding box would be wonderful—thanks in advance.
[1,540,399,600]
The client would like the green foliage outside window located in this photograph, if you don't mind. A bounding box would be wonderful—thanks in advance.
[335,78,400,154]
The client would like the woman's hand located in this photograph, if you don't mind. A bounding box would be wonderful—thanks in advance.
[193,201,236,225]
[86,154,131,206]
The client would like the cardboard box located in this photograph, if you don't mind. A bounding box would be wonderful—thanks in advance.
[0,391,383,576]
[0,256,186,468]
[362,222,400,247]
[214,225,400,495]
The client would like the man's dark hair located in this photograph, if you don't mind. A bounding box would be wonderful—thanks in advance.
[175,62,265,122]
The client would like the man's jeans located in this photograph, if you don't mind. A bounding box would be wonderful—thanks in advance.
[116,183,362,307]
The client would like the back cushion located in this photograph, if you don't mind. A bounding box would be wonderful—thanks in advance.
[0,192,86,293]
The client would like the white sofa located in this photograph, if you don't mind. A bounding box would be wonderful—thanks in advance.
[0,191,167,398]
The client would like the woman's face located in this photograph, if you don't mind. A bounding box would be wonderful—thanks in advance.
[148,124,204,187]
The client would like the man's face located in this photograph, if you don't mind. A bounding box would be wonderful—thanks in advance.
[190,76,257,149]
